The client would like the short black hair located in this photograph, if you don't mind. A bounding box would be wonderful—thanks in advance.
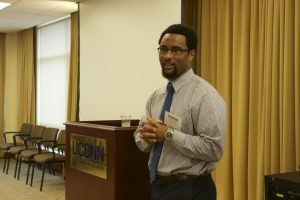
[158,24,198,50]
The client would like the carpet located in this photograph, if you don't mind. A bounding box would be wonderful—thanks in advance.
[0,159,65,200]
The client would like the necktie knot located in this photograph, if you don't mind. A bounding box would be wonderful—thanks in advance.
[167,82,174,95]
[160,82,174,121]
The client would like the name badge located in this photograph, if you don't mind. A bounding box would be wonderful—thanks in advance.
[164,111,182,130]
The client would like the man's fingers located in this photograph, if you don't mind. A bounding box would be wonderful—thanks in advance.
[143,138,157,143]
[141,133,157,142]
[140,132,156,139]
[157,119,164,124]
[142,124,156,132]
[147,118,161,128]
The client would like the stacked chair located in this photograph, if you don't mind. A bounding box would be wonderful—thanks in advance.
[17,127,59,182]
[6,125,45,177]
[1,123,66,192]
[30,130,66,191]
[0,123,33,173]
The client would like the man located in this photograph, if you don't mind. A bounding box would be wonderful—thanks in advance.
[134,24,226,200]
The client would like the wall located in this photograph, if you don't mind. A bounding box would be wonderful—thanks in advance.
[79,0,181,120]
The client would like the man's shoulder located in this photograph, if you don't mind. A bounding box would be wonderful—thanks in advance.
[189,76,224,102]
[189,76,216,92]
[148,86,165,99]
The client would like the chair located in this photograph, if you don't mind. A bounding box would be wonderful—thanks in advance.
[31,130,66,191]
[6,125,45,177]
[17,127,59,183]
[0,123,32,173]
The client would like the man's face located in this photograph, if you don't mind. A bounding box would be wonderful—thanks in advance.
[158,33,194,80]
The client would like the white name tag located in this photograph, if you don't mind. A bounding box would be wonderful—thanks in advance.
[164,111,182,130]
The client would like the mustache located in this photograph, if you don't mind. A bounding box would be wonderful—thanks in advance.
[161,62,176,67]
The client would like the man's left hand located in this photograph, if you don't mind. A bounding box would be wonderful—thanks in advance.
[139,116,168,143]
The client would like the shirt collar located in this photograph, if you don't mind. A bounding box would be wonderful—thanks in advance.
[170,68,194,92]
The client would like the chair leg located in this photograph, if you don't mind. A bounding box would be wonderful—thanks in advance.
[14,154,19,178]
[17,156,23,180]
[48,164,52,175]
[30,162,36,187]
[61,162,66,179]
[40,164,46,191]
[26,160,31,184]
[51,164,56,176]
[3,151,7,173]
[6,155,10,174]
[62,162,66,179]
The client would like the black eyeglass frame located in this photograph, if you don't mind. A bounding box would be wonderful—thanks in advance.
[157,47,190,55]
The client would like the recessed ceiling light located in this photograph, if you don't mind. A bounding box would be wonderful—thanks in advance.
[0,2,11,10]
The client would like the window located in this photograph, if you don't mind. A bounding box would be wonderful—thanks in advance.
[37,17,70,129]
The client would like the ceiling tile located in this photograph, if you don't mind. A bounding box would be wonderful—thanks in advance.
[0,0,79,33]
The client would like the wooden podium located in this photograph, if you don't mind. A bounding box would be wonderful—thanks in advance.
[65,120,150,200]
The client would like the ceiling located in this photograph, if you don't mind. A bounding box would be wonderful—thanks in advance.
[0,0,81,33]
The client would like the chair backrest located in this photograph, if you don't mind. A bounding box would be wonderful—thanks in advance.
[20,123,32,135]
[56,130,66,151]
[42,128,59,148]
[8,123,32,143]
[30,125,45,138]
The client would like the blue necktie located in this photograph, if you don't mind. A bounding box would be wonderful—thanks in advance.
[149,82,174,183]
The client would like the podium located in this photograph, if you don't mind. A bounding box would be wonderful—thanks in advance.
[65,120,150,200]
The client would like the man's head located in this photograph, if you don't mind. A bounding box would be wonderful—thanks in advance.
[158,24,198,80]
[158,24,198,51]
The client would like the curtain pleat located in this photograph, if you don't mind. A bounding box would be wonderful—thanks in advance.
[0,33,5,143]
[181,0,201,74]
[67,12,79,121]
[248,0,260,199]
[295,0,300,170]
[182,0,300,199]
[281,0,296,171]
[214,1,234,200]
[18,28,36,125]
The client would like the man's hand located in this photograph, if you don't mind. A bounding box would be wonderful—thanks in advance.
[139,116,168,143]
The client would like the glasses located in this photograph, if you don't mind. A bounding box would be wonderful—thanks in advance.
[157,47,189,55]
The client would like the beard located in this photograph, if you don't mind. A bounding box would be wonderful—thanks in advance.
[161,64,178,80]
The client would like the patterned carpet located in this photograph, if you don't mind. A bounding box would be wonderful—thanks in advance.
[0,158,65,200]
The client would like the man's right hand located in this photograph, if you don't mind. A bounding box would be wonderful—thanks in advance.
[139,116,167,143]
[139,123,157,143]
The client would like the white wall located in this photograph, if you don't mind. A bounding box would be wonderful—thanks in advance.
[79,0,181,120]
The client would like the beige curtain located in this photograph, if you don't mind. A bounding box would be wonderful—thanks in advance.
[0,33,5,143]
[67,12,79,122]
[182,0,300,200]
[18,28,36,125]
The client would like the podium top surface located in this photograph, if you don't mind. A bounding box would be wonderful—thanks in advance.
[65,120,139,131]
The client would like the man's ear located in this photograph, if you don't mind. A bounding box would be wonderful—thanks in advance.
[188,49,195,62]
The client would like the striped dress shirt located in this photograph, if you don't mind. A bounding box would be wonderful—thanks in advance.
[134,68,226,176]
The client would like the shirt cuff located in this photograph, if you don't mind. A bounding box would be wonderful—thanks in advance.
[134,131,150,151]
[171,129,186,146]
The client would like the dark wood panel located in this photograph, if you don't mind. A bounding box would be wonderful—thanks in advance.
[65,121,150,200]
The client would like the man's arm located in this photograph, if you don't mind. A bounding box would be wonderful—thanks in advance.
[169,93,226,161]
[142,93,226,162]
